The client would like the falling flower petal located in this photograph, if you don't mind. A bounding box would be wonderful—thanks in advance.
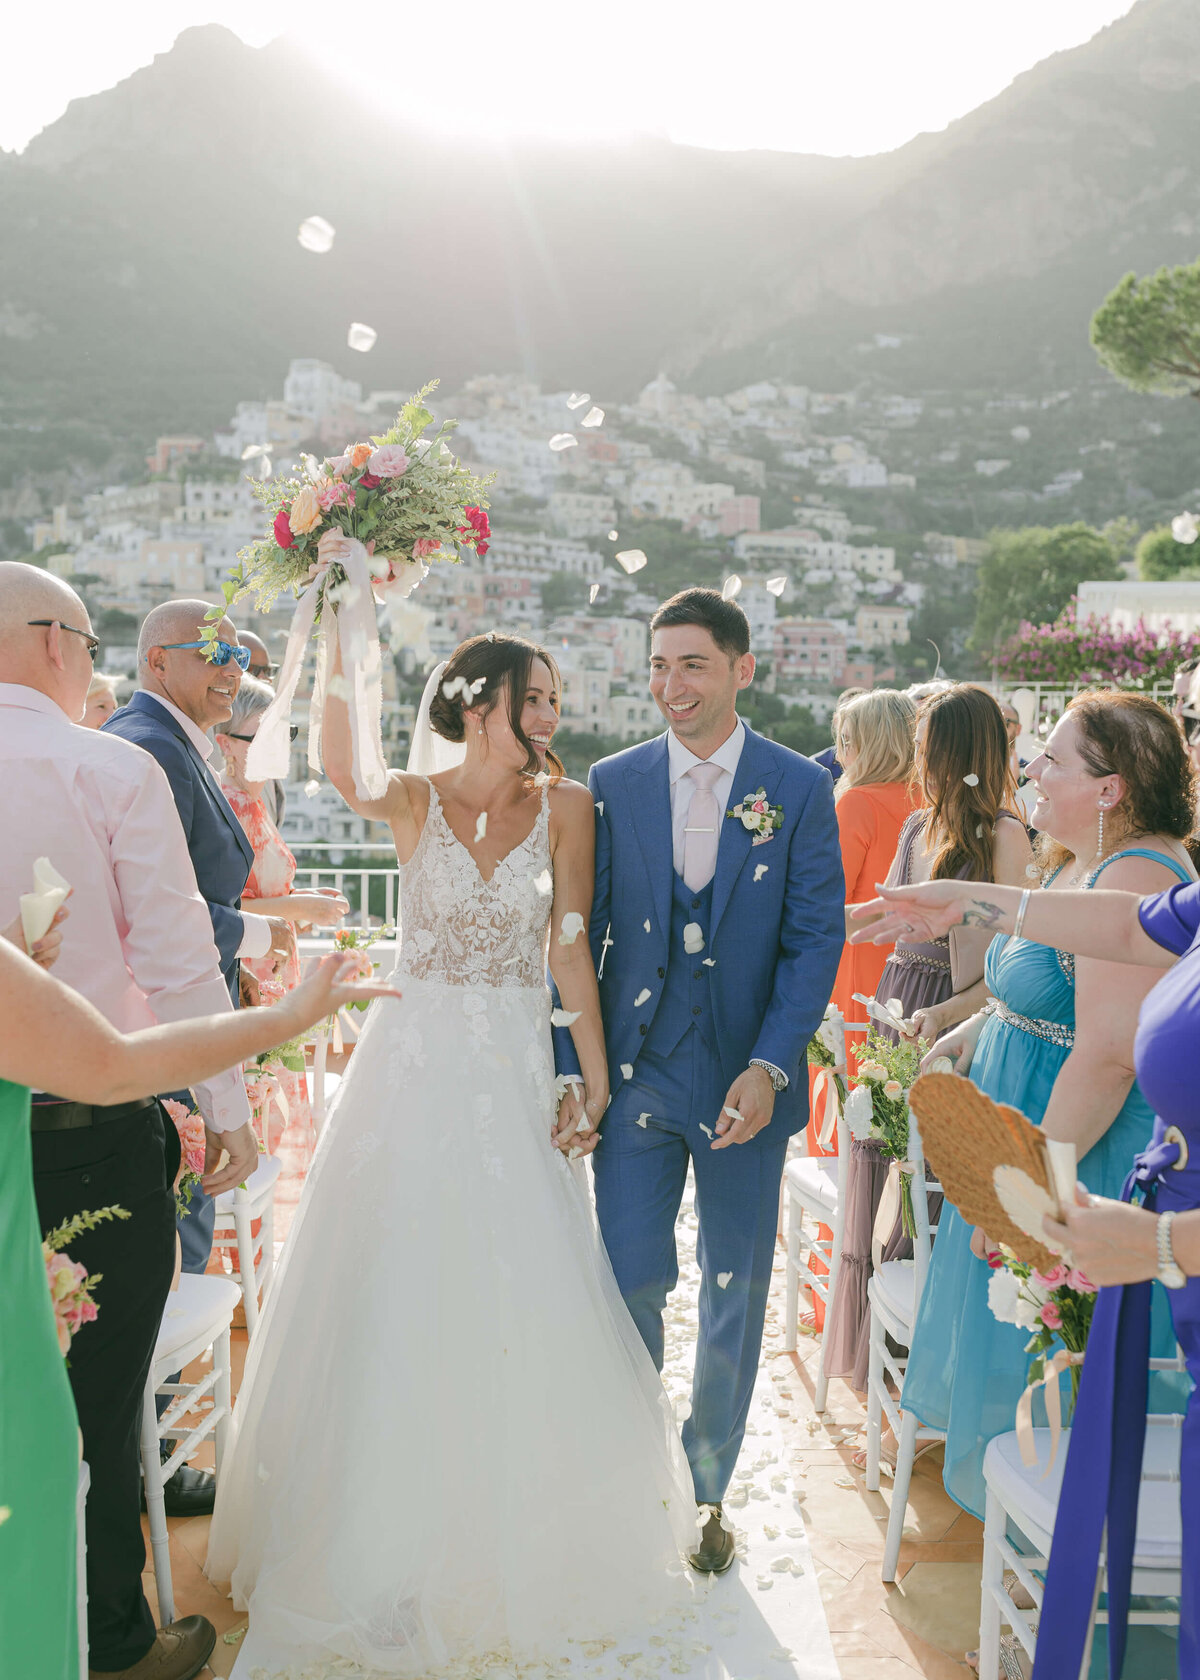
[608,529,619,541]
[717,1271,733,1289]
[558,911,585,945]
[568,1145,583,1160]
[347,321,377,353]
[589,583,601,603]
[723,1106,745,1122]
[1027,863,1042,878]
[533,868,553,895]
[722,574,743,601]
[756,1576,774,1591]
[621,1063,633,1078]
[769,1556,793,1573]
[637,1113,651,1128]
[596,801,604,815]
[550,1008,581,1027]
[616,549,648,574]
[699,1122,713,1138]
[549,433,578,452]
[327,673,350,701]
[474,812,487,843]
[703,956,716,967]
[241,442,268,461]
[834,1475,855,1489]
[1172,511,1198,545]
[222,1627,247,1646]
[634,987,651,1006]
[297,215,335,253]
[257,1464,271,1482]
[644,918,652,932]
[581,406,605,427]
[567,392,591,409]
[765,575,788,597]
[963,772,980,787]
[754,863,768,882]
[683,921,705,953]
[304,779,321,798]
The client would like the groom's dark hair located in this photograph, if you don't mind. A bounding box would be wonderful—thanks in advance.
[650,587,750,660]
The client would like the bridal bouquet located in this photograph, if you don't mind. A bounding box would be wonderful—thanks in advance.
[213,383,494,802]
[42,1205,130,1357]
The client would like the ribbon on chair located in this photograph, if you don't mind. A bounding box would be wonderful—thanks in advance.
[1015,1347,1085,1474]
[813,1066,843,1151]
[246,537,389,802]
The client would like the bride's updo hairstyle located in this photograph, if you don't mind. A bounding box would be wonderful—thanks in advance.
[915,683,1016,881]
[428,633,566,782]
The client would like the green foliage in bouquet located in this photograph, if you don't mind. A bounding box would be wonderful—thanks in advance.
[851,1028,926,1236]
[43,1204,130,1254]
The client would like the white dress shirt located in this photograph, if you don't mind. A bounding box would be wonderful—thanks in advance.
[139,691,272,960]
[667,719,745,877]
[0,684,250,1130]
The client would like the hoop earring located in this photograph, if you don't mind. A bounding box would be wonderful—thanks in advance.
[1097,804,1106,859]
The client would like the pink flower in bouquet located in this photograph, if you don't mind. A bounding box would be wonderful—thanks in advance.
[349,442,373,469]
[368,445,410,478]
[274,510,296,550]
[44,1250,96,1355]
[289,484,323,535]
[1034,1263,1069,1289]
[457,506,491,550]
[1067,1268,1096,1294]
[1040,1299,1063,1331]
[325,453,350,477]
[412,539,441,560]
[316,479,350,512]
[163,1098,207,1178]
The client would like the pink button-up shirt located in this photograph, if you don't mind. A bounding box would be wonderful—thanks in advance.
[0,683,250,1130]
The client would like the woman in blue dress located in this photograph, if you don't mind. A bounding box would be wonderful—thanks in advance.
[901,692,1195,1520]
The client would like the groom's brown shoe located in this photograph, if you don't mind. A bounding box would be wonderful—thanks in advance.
[688,1503,736,1574]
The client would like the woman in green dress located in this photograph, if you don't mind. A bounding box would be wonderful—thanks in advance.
[0,915,397,1679]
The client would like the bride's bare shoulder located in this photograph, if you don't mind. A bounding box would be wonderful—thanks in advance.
[547,778,594,818]
[390,771,430,820]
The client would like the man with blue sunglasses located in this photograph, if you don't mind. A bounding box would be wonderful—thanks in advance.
[104,599,296,1518]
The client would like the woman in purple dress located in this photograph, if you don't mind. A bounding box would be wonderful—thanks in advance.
[849,872,1200,1680]
[824,684,1033,1395]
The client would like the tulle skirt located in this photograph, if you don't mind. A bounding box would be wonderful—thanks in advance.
[207,974,695,1678]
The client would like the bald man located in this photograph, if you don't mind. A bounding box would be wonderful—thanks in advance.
[0,563,262,1678]
[104,602,295,1278]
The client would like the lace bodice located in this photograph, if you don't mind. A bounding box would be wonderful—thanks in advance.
[395,780,552,988]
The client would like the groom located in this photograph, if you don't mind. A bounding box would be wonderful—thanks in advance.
[555,587,844,1571]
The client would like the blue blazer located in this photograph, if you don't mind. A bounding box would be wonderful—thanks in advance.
[103,692,255,992]
[554,724,845,1134]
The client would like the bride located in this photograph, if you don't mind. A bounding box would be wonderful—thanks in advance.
[206,621,696,1677]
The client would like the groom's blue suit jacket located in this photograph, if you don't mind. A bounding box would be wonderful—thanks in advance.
[104,691,255,999]
[554,724,845,1134]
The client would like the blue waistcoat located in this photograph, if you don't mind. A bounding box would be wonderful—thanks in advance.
[644,872,715,1060]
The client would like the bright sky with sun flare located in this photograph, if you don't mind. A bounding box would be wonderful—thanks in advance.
[4,0,1136,158]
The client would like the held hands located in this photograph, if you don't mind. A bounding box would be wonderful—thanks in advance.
[553,1078,607,1157]
[848,880,971,947]
[918,1011,987,1078]
[201,1121,261,1197]
[3,900,70,970]
[713,1065,775,1150]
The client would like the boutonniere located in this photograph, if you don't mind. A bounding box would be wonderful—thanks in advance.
[726,787,783,846]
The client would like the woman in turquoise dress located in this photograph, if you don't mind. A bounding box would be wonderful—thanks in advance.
[902,691,1196,1521]
[0,913,395,1678]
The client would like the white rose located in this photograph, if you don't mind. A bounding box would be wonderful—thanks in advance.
[844,1083,878,1141]
[740,810,759,831]
[987,1267,1022,1328]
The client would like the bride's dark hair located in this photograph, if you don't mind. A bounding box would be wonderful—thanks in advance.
[427,633,566,782]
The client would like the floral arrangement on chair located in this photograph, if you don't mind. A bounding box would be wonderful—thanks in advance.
[42,1205,130,1357]
[987,1247,1097,1463]
[163,1097,207,1217]
[842,1026,931,1236]
[209,383,495,803]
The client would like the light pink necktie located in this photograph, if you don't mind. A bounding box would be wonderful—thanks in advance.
[682,762,723,892]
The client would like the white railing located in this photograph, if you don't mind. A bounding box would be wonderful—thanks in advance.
[999,681,1175,738]
[283,842,400,941]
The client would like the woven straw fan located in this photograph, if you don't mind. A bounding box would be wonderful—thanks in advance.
[907,1072,1073,1274]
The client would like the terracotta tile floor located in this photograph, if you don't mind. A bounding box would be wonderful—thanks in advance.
[147,1245,978,1678]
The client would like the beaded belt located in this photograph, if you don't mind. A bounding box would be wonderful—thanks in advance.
[986,997,1074,1049]
[886,946,950,974]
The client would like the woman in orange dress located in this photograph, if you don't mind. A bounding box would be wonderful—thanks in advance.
[215,676,349,1240]
[803,689,919,1327]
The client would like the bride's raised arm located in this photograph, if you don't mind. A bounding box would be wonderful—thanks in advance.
[547,780,609,1150]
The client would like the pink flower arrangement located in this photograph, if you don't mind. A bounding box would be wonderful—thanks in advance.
[44,1249,99,1355]
[163,1097,206,1214]
[996,601,1200,688]
[988,1247,1098,1408]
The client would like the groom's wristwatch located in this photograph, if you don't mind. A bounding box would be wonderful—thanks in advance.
[750,1059,788,1093]
[1156,1211,1188,1290]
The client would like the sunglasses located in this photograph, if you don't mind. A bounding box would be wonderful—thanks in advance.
[156,639,252,671]
[27,619,100,662]
[225,726,299,743]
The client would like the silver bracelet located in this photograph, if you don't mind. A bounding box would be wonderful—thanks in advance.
[1012,887,1032,942]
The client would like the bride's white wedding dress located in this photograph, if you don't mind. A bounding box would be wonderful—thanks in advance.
[207,780,696,1678]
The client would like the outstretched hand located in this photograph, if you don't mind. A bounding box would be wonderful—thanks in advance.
[712,1066,775,1149]
[848,880,972,947]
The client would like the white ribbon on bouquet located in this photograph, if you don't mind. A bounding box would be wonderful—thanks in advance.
[247,535,421,803]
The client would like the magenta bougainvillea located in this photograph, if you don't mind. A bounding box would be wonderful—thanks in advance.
[995,602,1200,686]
